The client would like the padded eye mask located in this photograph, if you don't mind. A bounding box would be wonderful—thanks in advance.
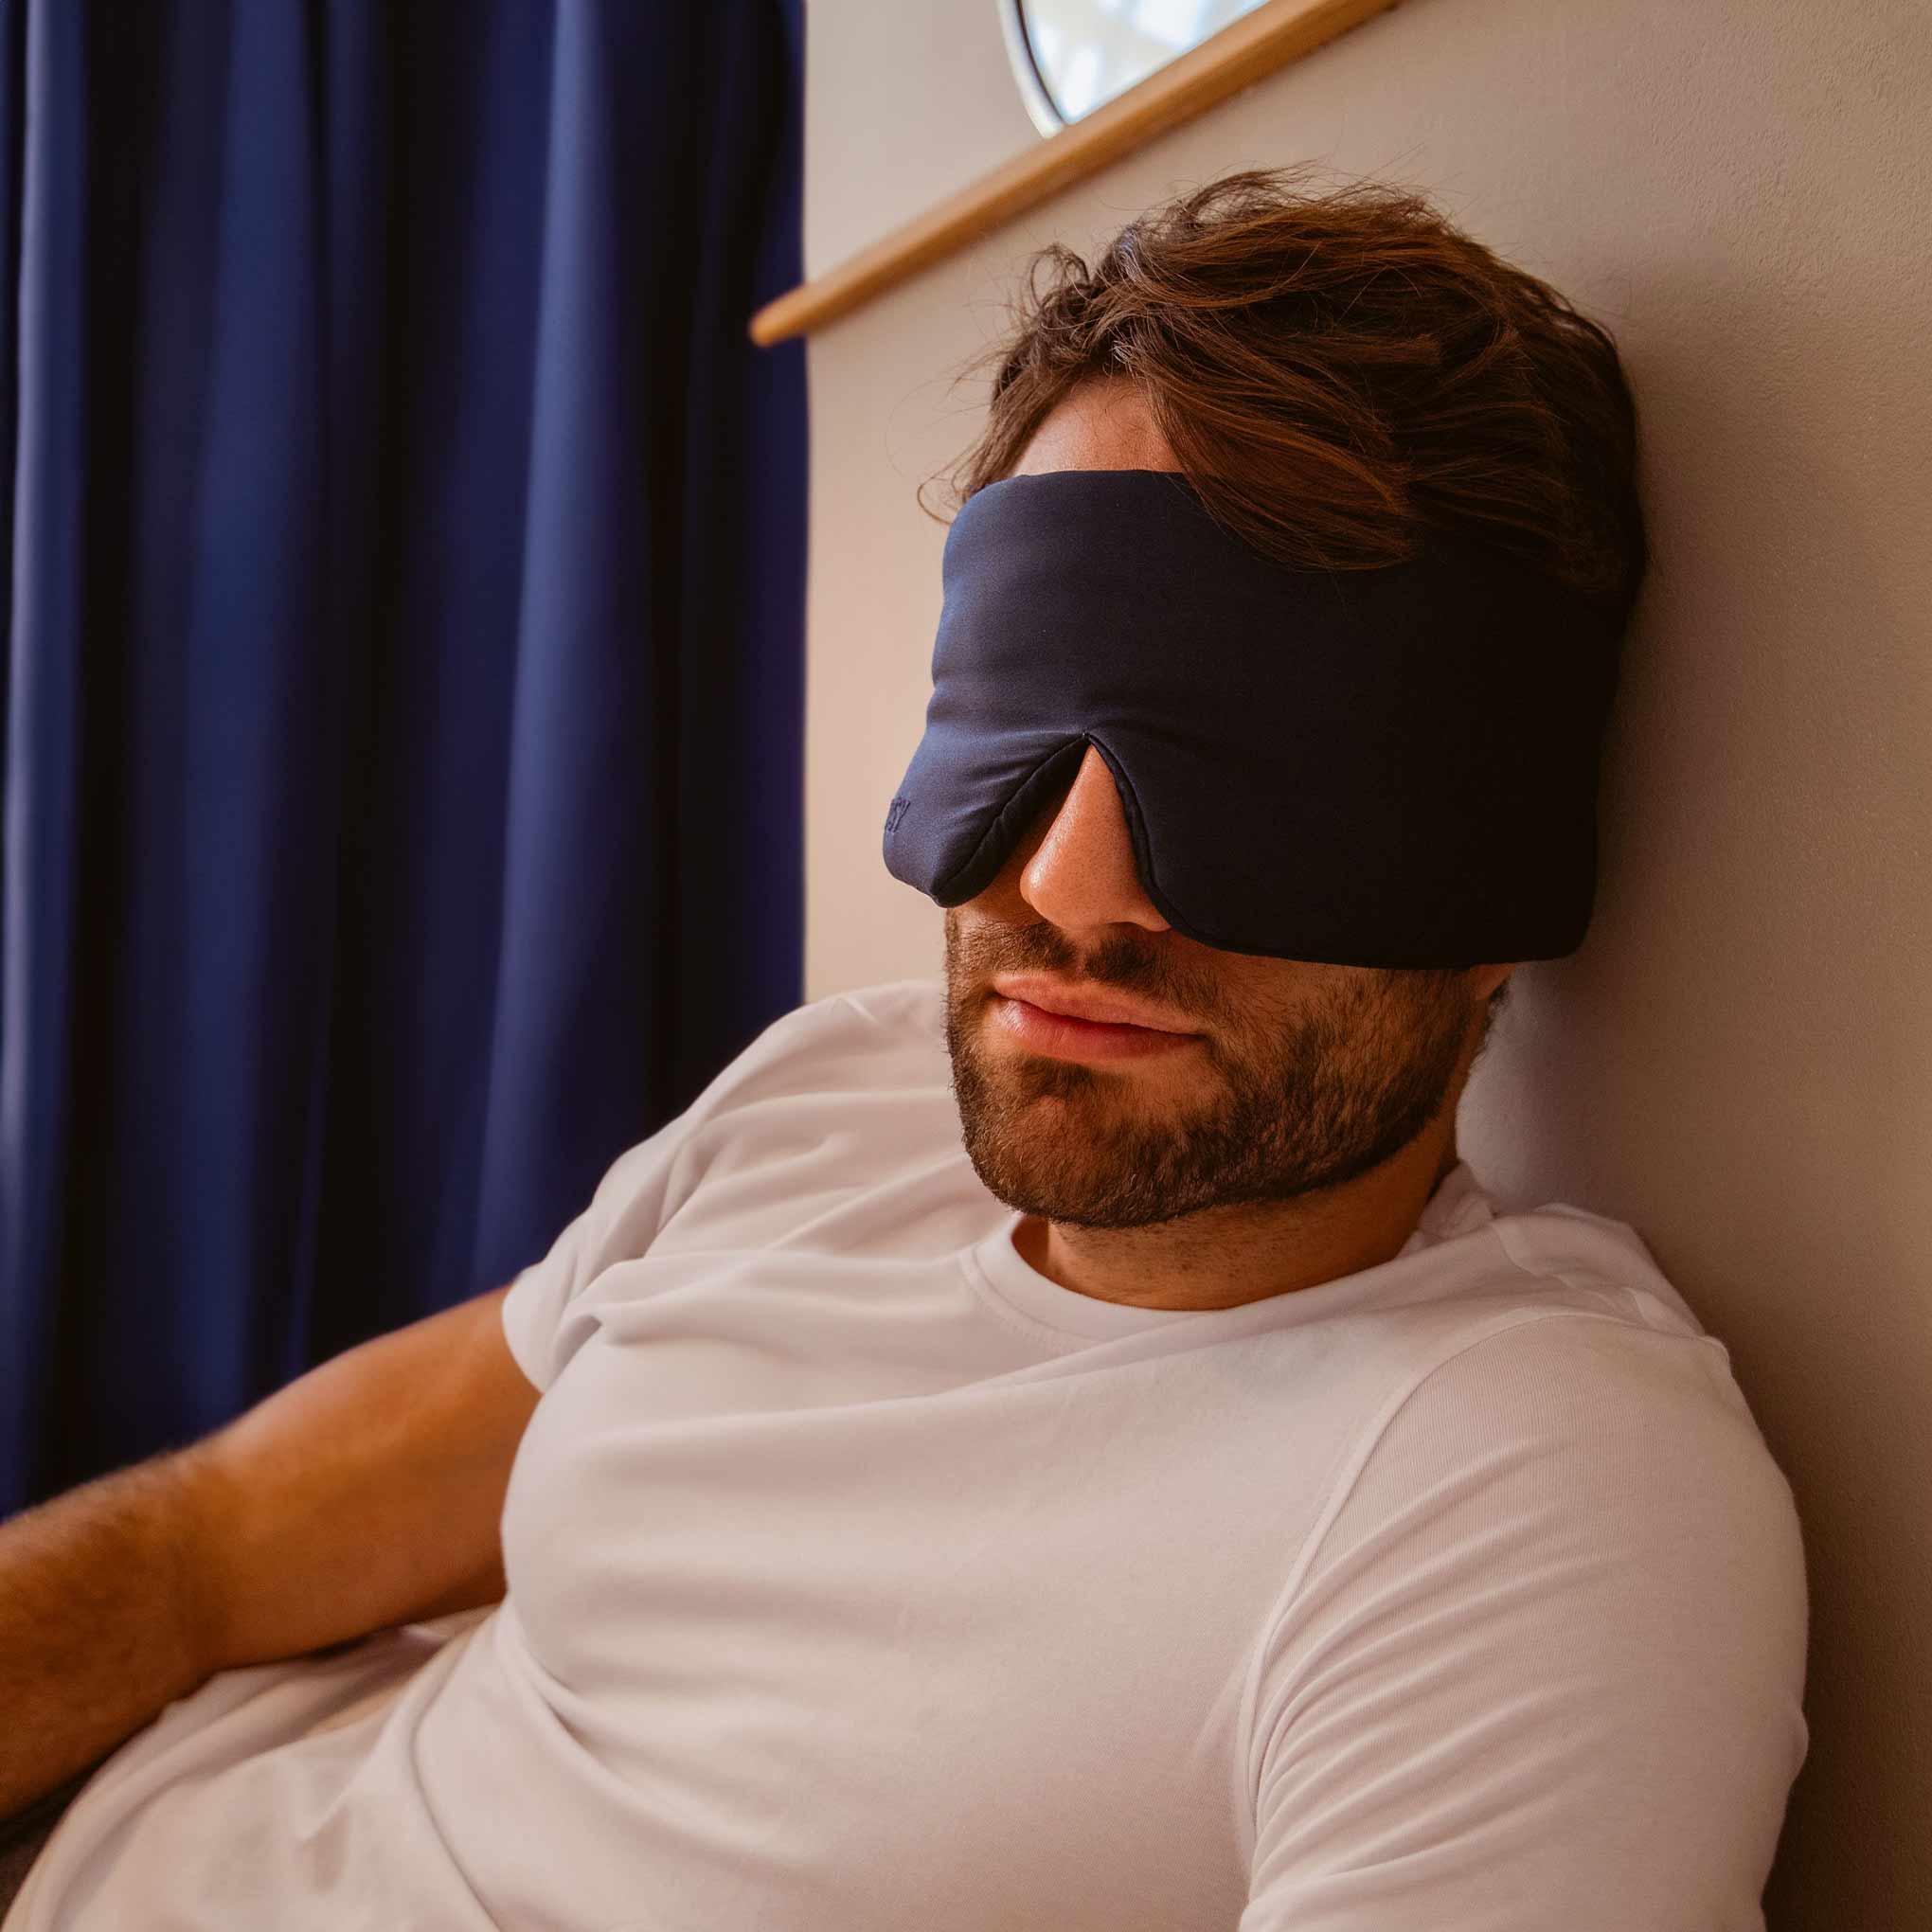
[882,468,1626,970]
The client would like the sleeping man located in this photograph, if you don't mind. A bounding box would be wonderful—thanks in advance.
[0,167,1807,1929]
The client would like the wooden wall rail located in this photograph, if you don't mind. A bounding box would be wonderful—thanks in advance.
[748,0,1408,347]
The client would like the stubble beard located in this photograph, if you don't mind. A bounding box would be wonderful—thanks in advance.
[942,914,1476,1232]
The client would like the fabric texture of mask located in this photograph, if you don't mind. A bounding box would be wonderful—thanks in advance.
[882,468,1626,969]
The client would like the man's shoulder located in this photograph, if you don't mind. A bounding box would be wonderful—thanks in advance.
[1323,1263,1804,1637]
[1291,1183,1778,1509]
[698,975,950,1111]
[1410,1296,1764,1455]
[811,974,949,1044]
[1244,1282,1810,1923]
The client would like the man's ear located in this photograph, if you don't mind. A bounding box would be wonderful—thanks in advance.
[1469,962,1519,1002]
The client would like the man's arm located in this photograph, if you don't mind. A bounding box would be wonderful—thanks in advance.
[0,1282,541,1817]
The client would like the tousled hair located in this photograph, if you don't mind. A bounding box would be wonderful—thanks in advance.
[924,163,1648,624]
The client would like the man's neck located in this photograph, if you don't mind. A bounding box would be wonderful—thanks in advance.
[1011,1120,1461,1315]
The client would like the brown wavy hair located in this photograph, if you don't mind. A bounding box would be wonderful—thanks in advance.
[925,163,1648,624]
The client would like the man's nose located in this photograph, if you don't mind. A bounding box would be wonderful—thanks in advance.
[1017,744,1172,936]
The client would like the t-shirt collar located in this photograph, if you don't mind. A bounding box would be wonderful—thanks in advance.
[962,1159,1496,1345]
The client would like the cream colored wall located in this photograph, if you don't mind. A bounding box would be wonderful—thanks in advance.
[801,3,1930,1924]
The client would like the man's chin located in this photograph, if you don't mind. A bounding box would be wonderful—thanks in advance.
[956,1134,1128,1227]
[950,1071,1193,1225]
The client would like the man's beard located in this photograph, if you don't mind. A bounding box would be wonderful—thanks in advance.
[943,912,1477,1231]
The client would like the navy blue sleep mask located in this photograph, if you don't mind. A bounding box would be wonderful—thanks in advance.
[882,468,1625,970]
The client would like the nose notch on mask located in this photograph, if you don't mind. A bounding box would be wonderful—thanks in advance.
[1019,738,1172,933]
[1018,737,1118,869]
[1024,735,1109,849]
[952,733,1091,902]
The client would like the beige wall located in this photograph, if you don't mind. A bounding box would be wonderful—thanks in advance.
[802,2,1931,1923]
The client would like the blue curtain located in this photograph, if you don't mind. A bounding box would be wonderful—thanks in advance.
[0,0,807,1515]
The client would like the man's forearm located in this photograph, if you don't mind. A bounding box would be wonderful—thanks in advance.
[0,1287,537,1822]
[0,1447,215,1817]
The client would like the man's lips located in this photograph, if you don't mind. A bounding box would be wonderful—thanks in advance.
[989,975,1196,1032]
[986,977,1203,1064]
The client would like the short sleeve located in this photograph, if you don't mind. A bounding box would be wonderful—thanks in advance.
[499,997,830,1392]
[1240,1311,1809,1932]
[499,1118,696,1393]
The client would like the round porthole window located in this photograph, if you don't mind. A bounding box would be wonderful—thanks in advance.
[999,0,1279,134]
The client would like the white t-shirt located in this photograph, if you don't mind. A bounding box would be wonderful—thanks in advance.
[8,976,1808,1931]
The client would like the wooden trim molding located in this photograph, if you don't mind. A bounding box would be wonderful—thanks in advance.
[749,0,1408,347]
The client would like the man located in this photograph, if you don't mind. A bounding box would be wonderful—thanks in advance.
[0,168,1806,1928]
